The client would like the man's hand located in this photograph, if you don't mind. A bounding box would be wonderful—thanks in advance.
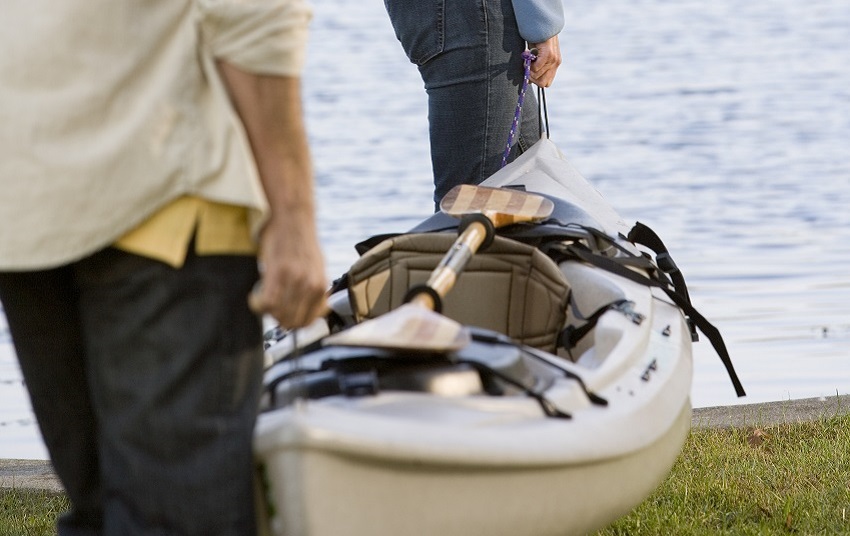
[529,35,562,87]
[251,211,327,329]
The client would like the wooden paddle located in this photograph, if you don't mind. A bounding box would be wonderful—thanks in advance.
[409,184,555,310]
[324,185,555,352]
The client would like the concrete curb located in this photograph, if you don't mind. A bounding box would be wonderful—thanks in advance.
[0,458,62,493]
[691,393,850,429]
[2,394,848,494]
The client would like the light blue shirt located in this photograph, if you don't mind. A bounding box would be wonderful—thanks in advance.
[513,0,565,43]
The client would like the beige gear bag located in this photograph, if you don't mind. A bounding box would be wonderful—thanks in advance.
[346,232,570,352]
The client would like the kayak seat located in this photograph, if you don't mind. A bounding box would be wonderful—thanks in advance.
[346,232,571,353]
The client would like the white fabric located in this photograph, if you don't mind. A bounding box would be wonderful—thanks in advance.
[0,0,311,269]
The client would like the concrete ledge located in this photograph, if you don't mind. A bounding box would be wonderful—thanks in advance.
[0,458,62,493]
[692,394,850,429]
[2,395,848,493]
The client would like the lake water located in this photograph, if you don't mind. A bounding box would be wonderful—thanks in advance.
[2,0,848,460]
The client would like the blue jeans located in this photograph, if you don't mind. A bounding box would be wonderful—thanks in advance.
[384,0,541,206]
[0,247,263,535]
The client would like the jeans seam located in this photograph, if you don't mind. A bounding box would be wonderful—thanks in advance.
[436,0,445,56]
[480,0,492,183]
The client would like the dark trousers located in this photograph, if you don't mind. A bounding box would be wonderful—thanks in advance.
[0,247,263,535]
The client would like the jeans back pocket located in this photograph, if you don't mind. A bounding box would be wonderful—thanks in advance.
[384,0,445,65]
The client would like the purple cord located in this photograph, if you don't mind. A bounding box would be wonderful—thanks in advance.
[500,49,536,168]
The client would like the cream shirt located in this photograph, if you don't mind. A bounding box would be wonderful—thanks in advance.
[0,0,311,270]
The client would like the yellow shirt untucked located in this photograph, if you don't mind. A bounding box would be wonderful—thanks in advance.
[114,197,256,268]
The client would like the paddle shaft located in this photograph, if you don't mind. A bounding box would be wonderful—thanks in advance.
[408,220,489,310]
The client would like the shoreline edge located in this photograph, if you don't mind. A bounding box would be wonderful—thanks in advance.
[2,394,848,493]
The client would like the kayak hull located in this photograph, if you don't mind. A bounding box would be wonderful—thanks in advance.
[254,139,695,535]
[256,403,690,536]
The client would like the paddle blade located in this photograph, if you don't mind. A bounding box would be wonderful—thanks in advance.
[439,184,554,227]
[323,304,471,353]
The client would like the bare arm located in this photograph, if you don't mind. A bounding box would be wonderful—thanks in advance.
[217,61,327,329]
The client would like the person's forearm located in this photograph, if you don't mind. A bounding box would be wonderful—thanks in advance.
[216,61,315,221]
[216,61,327,328]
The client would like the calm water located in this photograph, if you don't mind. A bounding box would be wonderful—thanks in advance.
[2,0,849,459]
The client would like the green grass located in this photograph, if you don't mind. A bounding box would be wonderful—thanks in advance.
[3,415,849,535]
[598,413,850,535]
[0,488,69,536]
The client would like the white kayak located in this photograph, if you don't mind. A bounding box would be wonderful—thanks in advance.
[253,139,743,536]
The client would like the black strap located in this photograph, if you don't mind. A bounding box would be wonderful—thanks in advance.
[457,359,571,419]
[628,222,698,341]
[354,232,403,255]
[537,86,550,138]
[470,329,608,407]
[559,299,629,351]
[559,242,745,397]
